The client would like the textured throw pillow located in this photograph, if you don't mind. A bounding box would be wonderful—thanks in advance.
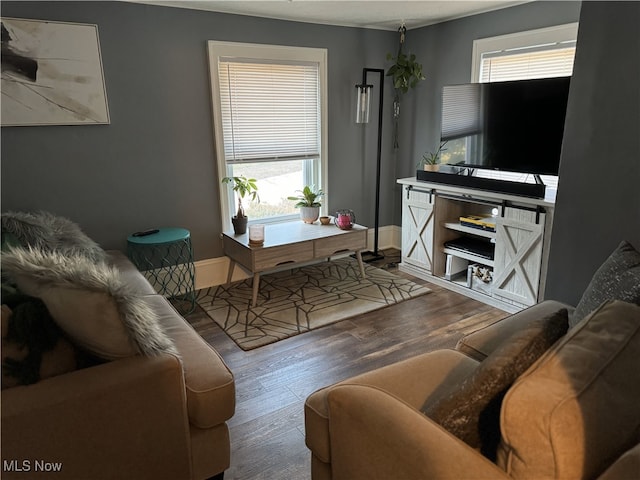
[421,308,569,460]
[1,247,177,360]
[571,240,640,327]
[1,211,105,262]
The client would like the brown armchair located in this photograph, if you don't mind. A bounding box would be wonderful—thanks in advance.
[305,300,640,480]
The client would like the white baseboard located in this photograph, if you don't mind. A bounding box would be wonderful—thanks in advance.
[194,225,401,290]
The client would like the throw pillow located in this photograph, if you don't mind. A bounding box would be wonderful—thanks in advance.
[497,300,640,479]
[1,247,177,360]
[1,211,105,262]
[571,240,640,327]
[421,308,569,460]
[1,298,77,389]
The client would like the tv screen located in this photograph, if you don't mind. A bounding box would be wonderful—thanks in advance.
[440,77,571,176]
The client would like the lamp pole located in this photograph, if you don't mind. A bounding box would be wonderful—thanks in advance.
[356,68,385,262]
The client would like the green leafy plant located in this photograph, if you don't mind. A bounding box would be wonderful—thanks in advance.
[386,52,425,94]
[386,26,426,149]
[221,176,259,218]
[287,185,324,208]
[418,141,448,167]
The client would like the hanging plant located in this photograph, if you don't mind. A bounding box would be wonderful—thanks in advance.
[386,25,426,149]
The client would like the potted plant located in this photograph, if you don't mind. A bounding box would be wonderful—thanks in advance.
[386,25,426,149]
[287,185,324,224]
[418,141,448,172]
[221,176,259,234]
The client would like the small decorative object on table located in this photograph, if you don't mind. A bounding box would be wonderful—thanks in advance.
[127,227,196,314]
[319,216,331,225]
[334,210,356,230]
[248,224,265,246]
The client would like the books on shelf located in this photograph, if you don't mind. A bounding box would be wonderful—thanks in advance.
[459,214,496,232]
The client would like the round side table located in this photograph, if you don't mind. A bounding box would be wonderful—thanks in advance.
[127,227,196,315]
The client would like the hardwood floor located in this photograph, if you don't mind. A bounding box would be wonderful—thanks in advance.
[184,250,508,480]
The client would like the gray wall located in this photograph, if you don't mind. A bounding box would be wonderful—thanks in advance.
[1,1,396,260]
[1,1,583,262]
[545,1,640,304]
[8,0,628,303]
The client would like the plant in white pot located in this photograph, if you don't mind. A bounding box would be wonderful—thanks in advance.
[221,176,259,234]
[288,185,324,224]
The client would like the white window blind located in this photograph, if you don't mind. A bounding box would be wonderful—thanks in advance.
[218,58,320,164]
[480,42,575,82]
[441,83,481,140]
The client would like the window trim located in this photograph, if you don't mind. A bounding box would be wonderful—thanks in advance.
[207,41,328,231]
[471,23,578,82]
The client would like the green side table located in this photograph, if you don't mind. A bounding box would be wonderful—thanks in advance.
[127,227,196,315]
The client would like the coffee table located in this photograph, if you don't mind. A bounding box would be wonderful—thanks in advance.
[223,221,368,306]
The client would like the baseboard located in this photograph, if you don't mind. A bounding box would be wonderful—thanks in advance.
[371,224,400,252]
[193,256,251,290]
[194,225,401,289]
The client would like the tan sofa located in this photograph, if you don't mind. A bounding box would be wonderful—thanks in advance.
[305,299,640,479]
[1,250,235,480]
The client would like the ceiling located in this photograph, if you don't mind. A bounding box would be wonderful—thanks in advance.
[131,0,533,31]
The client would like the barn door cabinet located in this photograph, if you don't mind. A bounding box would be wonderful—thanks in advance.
[401,185,436,273]
[397,177,555,313]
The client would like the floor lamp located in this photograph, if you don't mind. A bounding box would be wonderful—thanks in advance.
[356,68,385,263]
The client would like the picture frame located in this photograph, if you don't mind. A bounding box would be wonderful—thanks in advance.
[1,17,110,126]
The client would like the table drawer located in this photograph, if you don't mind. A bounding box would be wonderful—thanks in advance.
[254,242,314,271]
[314,230,367,258]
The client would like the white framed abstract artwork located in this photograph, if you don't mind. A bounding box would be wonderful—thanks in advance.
[1,17,110,126]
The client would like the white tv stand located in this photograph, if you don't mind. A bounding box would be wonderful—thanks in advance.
[397,177,556,313]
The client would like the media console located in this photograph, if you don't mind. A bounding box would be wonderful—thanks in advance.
[397,176,556,313]
[416,170,547,199]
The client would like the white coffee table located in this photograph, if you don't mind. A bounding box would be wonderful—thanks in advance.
[223,221,368,306]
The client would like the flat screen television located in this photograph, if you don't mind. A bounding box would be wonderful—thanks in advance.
[440,76,571,176]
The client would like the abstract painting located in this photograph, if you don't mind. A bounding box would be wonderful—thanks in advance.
[1,17,110,126]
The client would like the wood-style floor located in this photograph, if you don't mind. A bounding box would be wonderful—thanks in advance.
[185,250,508,480]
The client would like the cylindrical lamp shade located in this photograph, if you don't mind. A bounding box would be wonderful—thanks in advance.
[355,84,371,124]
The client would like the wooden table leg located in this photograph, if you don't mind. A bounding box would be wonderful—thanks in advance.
[355,250,366,278]
[226,259,236,284]
[251,272,261,307]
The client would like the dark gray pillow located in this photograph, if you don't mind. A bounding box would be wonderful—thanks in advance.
[1,211,105,262]
[571,241,640,327]
[421,308,569,461]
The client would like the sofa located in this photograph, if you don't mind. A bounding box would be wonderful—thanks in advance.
[1,212,235,480]
[305,240,640,480]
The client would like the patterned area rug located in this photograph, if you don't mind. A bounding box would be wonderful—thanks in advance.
[197,258,431,350]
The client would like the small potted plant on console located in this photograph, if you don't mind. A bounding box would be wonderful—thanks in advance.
[221,175,259,234]
[418,141,447,172]
[288,185,324,224]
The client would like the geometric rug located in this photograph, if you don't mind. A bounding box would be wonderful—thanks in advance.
[196,257,431,350]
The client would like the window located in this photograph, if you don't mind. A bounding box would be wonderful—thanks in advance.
[208,42,328,230]
[451,23,578,189]
[472,23,578,83]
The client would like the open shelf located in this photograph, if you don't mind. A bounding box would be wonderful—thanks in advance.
[443,221,496,239]
[443,247,495,268]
